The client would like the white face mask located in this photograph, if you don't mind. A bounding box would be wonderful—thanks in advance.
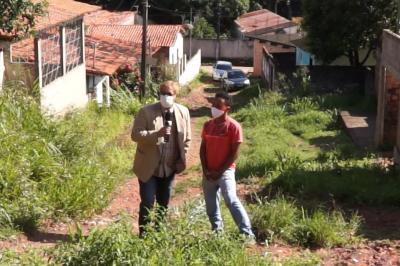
[160,95,175,109]
[211,107,225,118]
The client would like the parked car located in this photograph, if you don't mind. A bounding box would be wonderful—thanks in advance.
[222,69,250,91]
[212,61,232,81]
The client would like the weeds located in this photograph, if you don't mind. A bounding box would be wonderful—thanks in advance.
[250,197,360,248]
[50,201,269,266]
[0,85,136,235]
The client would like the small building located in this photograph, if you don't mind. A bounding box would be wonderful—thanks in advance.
[251,34,297,77]
[4,0,100,115]
[234,9,299,77]
[86,24,200,85]
[234,9,298,39]
[86,25,186,67]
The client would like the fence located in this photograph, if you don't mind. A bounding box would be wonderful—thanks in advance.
[178,49,201,85]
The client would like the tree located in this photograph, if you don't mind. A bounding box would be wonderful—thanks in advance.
[192,17,217,38]
[148,0,249,36]
[302,0,398,66]
[0,0,48,39]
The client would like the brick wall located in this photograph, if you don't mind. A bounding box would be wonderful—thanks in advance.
[383,73,400,145]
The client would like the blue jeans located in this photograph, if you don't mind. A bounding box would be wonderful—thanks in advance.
[138,174,175,236]
[202,168,254,236]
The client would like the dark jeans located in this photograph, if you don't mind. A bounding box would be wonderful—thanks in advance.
[138,174,175,236]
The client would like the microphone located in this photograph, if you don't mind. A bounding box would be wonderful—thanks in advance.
[164,110,172,142]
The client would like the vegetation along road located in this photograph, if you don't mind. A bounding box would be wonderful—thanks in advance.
[1,69,400,265]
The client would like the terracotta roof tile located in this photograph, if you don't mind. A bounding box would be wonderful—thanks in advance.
[85,36,141,75]
[87,25,184,48]
[84,10,135,26]
[11,34,160,76]
[235,9,296,35]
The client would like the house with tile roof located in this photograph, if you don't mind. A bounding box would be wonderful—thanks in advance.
[235,9,300,77]
[85,24,201,86]
[86,24,186,67]
[2,0,101,115]
[234,9,298,39]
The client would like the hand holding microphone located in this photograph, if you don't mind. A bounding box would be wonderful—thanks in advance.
[164,110,172,142]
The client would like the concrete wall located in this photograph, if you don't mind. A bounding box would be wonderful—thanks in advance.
[169,33,184,65]
[179,49,201,85]
[41,64,88,115]
[184,38,253,60]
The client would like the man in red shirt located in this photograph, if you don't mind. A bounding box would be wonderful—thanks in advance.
[200,91,254,238]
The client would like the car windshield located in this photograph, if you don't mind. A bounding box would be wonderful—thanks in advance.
[216,64,232,70]
[228,71,245,79]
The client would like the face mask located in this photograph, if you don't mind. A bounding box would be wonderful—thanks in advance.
[160,95,175,108]
[211,107,225,118]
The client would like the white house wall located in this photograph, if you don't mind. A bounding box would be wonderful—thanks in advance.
[41,64,88,115]
[169,32,184,64]
[179,49,201,85]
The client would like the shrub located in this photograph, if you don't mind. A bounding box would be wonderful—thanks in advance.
[51,201,268,266]
[250,197,360,248]
[295,210,360,248]
[0,85,136,235]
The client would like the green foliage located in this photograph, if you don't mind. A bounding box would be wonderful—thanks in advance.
[0,0,48,39]
[302,0,398,66]
[0,85,136,235]
[235,75,398,206]
[0,249,46,266]
[51,201,269,266]
[192,17,217,39]
[296,210,360,248]
[250,197,360,247]
[110,88,151,115]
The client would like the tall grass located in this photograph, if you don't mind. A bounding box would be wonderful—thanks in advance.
[234,88,397,206]
[0,85,137,235]
[250,197,360,248]
[50,201,269,266]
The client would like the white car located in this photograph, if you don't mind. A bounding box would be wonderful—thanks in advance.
[212,61,232,81]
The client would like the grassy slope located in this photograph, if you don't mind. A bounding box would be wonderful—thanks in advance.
[0,87,138,237]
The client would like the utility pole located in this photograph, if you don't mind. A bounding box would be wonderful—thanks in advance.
[189,2,193,58]
[140,0,148,100]
[216,0,221,60]
[287,0,292,20]
[398,0,400,33]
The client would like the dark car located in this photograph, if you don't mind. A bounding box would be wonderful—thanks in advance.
[222,69,250,91]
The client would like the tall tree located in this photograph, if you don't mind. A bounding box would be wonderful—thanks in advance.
[148,0,249,35]
[302,0,398,66]
[0,0,47,39]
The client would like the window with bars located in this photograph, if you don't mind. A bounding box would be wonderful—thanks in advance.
[40,30,62,87]
[38,19,84,87]
[65,20,83,73]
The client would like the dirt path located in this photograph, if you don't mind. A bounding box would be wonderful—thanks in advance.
[0,77,213,252]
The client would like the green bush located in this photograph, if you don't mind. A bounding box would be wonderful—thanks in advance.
[250,197,360,248]
[284,110,333,137]
[296,210,360,248]
[0,86,136,234]
[250,197,299,243]
[51,201,268,266]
